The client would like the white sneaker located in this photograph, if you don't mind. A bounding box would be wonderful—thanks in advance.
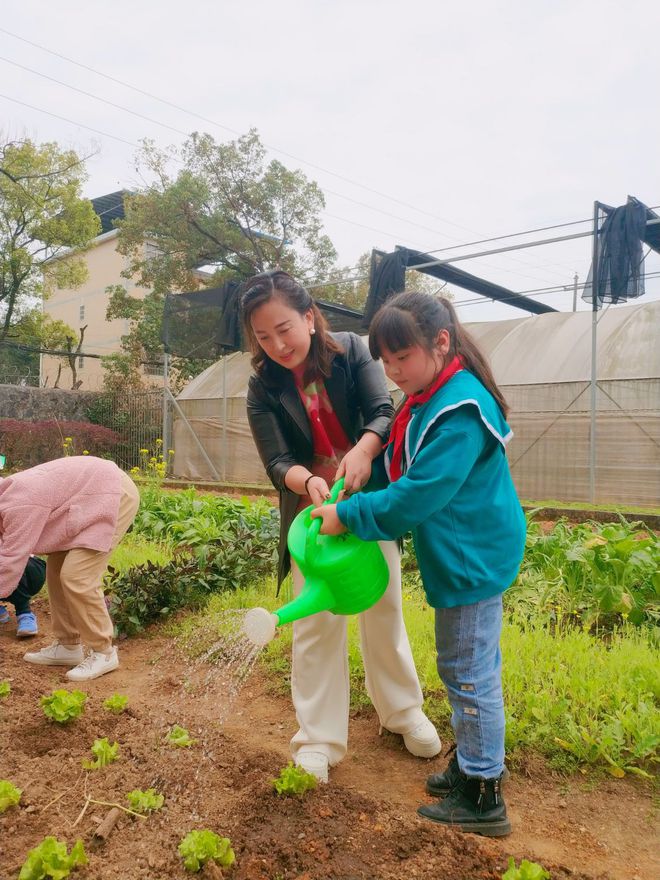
[24,641,84,667]
[403,718,442,758]
[66,647,119,682]
[295,751,329,784]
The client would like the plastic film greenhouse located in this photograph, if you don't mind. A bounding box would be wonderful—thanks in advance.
[171,299,659,506]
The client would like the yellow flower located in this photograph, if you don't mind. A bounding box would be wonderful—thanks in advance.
[155,438,163,446]
[168,449,175,456]
[64,437,72,443]
[139,448,149,454]
[82,450,89,455]
[130,466,140,474]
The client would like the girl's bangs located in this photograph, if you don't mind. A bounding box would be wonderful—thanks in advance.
[369,307,423,359]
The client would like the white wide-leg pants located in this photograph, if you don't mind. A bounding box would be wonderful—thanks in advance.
[289,540,426,766]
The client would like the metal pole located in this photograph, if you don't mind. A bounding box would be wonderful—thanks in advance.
[572,272,579,312]
[222,353,228,482]
[165,387,222,481]
[589,203,600,505]
[162,351,170,452]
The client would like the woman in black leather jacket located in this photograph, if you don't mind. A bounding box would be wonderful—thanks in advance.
[242,270,440,782]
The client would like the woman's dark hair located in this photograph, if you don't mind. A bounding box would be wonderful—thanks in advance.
[368,291,509,417]
[240,270,343,383]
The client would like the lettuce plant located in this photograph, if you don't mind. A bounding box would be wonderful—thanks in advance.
[102,693,129,714]
[503,858,550,880]
[178,830,235,873]
[271,762,318,797]
[126,788,164,814]
[0,779,21,812]
[166,724,196,747]
[41,690,87,724]
[82,737,119,769]
[0,680,10,699]
[18,837,87,880]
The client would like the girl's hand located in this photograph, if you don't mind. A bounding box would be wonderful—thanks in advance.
[305,475,331,506]
[310,504,347,536]
[335,446,372,495]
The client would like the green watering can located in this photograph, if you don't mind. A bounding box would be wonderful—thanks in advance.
[243,478,389,646]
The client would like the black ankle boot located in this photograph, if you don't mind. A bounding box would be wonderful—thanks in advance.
[425,746,462,797]
[418,773,511,837]
[426,749,510,798]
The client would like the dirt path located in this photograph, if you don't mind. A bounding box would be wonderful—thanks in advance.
[1,606,657,880]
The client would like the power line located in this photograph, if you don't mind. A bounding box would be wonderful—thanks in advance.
[0,54,567,286]
[0,93,138,148]
[0,28,579,282]
[0,92,435,253]
[4,39,657,285]
[0,26,510,233]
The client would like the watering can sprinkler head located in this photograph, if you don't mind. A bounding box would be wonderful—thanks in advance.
[242,478,389,647]
[243,607,278,646]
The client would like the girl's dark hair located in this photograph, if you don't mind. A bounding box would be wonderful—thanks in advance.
[368,291,509,417]
[240,270,343,383]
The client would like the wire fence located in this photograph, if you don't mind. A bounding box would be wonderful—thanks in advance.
[0,365,41,387]
[85,390,165,470]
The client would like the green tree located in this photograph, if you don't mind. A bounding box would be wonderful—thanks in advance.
[116,129,337,294]
[107,128,337,389]
[0,137,100,339]
[0,307,76,384]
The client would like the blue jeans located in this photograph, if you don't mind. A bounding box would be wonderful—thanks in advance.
[434,593,505,778]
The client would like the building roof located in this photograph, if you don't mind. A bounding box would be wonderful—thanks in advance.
[90,190,130,234]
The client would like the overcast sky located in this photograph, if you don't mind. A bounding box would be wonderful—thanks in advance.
[2,0,659,322]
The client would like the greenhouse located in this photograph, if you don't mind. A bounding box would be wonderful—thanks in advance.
[171,298,659,505]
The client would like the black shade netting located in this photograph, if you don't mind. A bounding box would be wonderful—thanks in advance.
[161,281,245,358]
[583,198,659,308]
[362,249,408,327]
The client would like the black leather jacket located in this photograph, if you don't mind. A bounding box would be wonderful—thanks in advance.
[246,332,394,586]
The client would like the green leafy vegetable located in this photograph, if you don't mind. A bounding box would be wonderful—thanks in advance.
[102,693,129,714]
[40,689,87,724]
[0,680,10,699]
[178,830,235,872]
[82,737,119,769]
[18,837,87,880]
[503,857,551,880]
[126,788,164,814]
[166,724,196,747]
[0,779,22,812]
[271,762,318,797]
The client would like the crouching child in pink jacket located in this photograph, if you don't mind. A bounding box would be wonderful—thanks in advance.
[0,456,140,681]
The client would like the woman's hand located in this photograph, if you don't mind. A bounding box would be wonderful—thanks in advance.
[305,475,331,506]
[335,446,372,495]
[310,503,347,535]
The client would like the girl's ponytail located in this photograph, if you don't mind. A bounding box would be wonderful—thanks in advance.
[439,297,509,418]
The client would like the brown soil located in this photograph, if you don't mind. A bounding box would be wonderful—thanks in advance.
[1,606,657,880]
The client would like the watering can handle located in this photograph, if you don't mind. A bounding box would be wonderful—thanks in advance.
[305,477,345,560]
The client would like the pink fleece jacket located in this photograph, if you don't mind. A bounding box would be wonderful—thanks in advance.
[0,456,123,599]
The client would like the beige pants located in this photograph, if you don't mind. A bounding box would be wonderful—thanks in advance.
[290,540,425,766]
[46,471,140,653]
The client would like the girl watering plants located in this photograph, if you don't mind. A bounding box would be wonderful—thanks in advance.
[241,270,440,784]
[0,455,140,681]
[312,291,526,837]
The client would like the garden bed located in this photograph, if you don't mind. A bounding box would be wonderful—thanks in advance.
[1,605,657,880]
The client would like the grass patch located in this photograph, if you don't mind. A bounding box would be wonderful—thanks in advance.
[108,533,172,572]
[169,576,659,777]
[522,498,660,516]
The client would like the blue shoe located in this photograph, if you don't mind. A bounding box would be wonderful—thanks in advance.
[16,612,38,638]
[0,605,10,624]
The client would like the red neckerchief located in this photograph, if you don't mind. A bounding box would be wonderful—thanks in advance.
[387,355,463,481]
